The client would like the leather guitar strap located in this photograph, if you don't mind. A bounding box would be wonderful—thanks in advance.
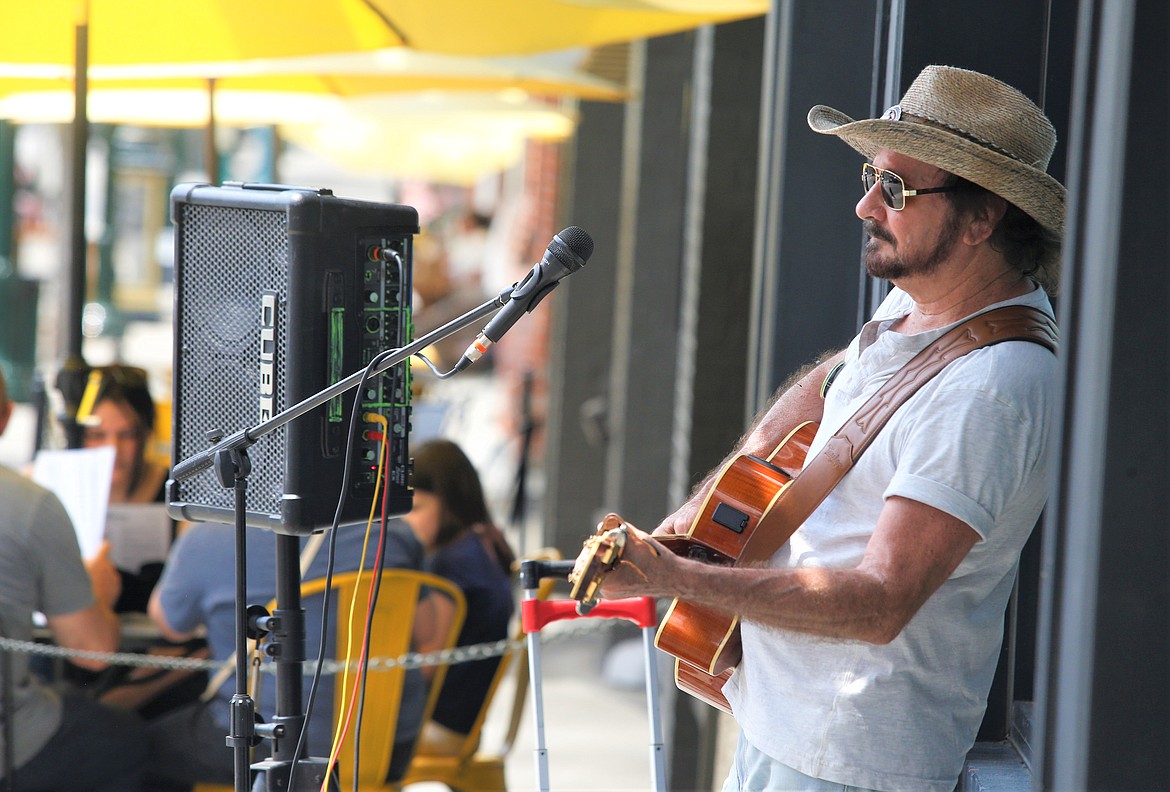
[738,304,1058,567]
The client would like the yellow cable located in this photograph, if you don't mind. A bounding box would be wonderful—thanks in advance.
[322,412,389,791]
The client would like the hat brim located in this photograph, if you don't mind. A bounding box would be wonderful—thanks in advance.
[808,105,1065,235]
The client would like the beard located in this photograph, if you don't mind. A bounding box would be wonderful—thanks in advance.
[862,209,964,281]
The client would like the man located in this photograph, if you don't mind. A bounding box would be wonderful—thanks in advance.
[0,369,149,790]
[145,519,429,789]
[597,65,1064,791]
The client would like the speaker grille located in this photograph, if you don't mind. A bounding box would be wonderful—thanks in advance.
[175,203,291,511]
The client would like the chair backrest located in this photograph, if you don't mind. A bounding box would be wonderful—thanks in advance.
[302,568,466,789]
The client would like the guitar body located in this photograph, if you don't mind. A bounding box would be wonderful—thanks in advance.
[654,540,741,675]
[675,660,734,715]
[654,421,817,710]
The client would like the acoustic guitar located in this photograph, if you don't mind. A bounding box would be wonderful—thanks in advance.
[568,420,818,713]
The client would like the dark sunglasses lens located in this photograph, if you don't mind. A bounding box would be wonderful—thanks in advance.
[863,166,902,209]
[879,173,903,209]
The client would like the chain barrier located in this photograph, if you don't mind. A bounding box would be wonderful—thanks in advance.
[0,613,624,675]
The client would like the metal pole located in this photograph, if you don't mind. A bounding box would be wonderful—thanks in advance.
[642,625,667,791]
[56,21,91,448]
[206,78,219,183]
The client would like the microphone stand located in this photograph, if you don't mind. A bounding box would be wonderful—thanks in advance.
[170,290,510,792]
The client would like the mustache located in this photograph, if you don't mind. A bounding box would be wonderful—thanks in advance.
[863,220,894,244]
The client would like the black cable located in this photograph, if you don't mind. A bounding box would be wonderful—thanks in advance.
[348,252,410,789]
[285,357,378,792]
[292,248,412,790]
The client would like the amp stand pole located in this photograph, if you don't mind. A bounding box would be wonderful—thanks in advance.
[247,532,338,792]
[215,448,340,792]
[212,446,260,792]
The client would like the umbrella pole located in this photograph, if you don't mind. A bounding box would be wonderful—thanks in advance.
[56,20,90,448]
[206,77,219,183]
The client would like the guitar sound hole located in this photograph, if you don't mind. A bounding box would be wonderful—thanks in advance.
[686,546,733,566]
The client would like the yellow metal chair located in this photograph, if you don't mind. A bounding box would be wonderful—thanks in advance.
[195,567,467,792]
[401,549,562,792]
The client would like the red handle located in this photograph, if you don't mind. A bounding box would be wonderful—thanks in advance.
[522,596,657,633]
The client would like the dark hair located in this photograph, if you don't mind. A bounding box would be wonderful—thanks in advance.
[88,365,155,435]
[411,439,515,574]
[944,175,1062,293]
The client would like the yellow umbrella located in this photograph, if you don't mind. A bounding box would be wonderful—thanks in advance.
[3,1,401,66]
[1,0,763,373]
[0,48,624,189]
[360,0,766,54]
[2,0,408,380]
[280,91,579,185]
[0,47,627,114]
[3,1,766,65]
[0,49,626,126]
[0,84,587,186]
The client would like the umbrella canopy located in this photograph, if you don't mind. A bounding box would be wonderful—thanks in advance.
[3,1,401,66]
[280,92,578,185]
[0,49,626,126]
[2,1,765,65]
[360,0,766,54]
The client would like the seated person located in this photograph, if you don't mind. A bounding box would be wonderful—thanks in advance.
[0,369,149,791]
[404,439,516,756]
[74,364,170,612]
[77,364,168,504]
[64,365,206,720]
[144,518,429,790]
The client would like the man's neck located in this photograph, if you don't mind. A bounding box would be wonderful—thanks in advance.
[893,253,1030,333]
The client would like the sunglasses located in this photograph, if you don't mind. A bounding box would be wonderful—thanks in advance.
[862,163,958,211]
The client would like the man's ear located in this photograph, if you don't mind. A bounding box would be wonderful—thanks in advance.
[964,195,1008,246]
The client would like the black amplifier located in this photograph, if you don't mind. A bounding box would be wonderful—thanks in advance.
[167,182,416,535]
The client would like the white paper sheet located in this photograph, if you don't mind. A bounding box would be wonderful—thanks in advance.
[31,446,115,560]
[105,503,172,571]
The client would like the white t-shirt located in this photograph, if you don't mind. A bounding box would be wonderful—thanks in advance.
[724,285,1057,791]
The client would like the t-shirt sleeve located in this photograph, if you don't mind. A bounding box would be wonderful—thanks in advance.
[884,356,1050,540]
[30,489,95,617]
[154,527,211,634]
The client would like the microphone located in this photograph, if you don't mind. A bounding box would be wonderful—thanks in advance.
[454,226,594,372]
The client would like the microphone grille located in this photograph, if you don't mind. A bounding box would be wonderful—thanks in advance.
[557,226,594,262]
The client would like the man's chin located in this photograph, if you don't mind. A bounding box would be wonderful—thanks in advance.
[863,254,902,281]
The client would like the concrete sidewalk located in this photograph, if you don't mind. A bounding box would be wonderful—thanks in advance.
[406,624,663,792]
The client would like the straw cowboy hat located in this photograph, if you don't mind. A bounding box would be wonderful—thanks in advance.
[807,64,1066,236]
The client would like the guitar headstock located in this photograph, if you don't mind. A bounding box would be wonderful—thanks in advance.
[568,514,630,614]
